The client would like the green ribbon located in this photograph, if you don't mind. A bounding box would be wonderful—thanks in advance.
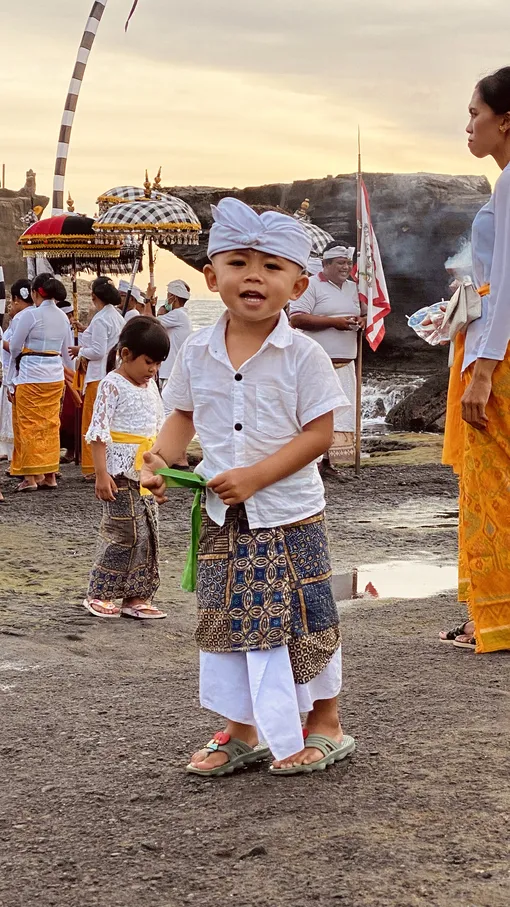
[156,468,208,592]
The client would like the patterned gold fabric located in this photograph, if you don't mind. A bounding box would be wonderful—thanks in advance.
[88,477,160,603]
[11,381,64,476]
[443,334,510,652]
[196,506,341,684]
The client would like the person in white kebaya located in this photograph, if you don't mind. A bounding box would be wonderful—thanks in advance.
[141,197,356,778]
[290,242,366,473]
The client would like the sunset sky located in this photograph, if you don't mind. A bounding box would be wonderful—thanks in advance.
[2,0,508,295]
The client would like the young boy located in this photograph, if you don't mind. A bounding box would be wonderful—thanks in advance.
[141,198,355,776]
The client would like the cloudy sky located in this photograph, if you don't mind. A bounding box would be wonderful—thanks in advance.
[2,0,509,293]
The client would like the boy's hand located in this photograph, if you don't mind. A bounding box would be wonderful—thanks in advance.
[140,451,168,504]
[95,472,118,502]
[208,467,261,506]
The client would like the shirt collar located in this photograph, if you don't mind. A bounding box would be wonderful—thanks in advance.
[201,310,294,361]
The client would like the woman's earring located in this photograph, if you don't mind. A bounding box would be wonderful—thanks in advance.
[500,125,507,133]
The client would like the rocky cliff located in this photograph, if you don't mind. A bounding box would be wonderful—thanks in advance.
[165,173,491,364]
[0,171,49,290]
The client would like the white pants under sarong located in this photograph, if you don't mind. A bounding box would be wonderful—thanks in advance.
[333,360,356,433]
[0,384,13,460]
[199,646,342,760]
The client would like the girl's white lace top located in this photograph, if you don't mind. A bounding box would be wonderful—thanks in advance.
[85,372,164,481]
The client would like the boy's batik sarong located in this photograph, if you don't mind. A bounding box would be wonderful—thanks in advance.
[88,477,160,603]
[196,506,340,684]
[443,334,510,653]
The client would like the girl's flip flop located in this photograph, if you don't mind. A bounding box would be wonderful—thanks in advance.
[83,598,121,618]
[269,734,356,776]
[186,732,271,777]
[121,603,167,620]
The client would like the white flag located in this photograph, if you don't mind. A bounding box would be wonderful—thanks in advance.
[357,179,391,351]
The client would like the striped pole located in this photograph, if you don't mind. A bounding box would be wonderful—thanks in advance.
[0,266,6,320]
[52,1,109,215]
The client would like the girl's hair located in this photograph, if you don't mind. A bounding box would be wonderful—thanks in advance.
[11,278,33,303]
[31,272,67,303]
[118,315,170,362]
[477,67,510,115]
[91,276,121,307]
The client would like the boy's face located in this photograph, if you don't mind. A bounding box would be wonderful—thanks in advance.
[204,249,308,323]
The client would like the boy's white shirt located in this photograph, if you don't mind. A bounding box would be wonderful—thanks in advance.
[165,310,349,528]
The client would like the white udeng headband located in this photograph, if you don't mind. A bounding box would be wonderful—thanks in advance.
[323,245,355,261]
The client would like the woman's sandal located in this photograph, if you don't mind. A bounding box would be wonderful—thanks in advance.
[186,732,271,778]
[83,598,121,619]
[269,733,356,776]
[121,603,167,620]
[453,635,476,650]
[439,621,471,643]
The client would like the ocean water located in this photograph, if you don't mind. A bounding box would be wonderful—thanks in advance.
[187,298,417,430]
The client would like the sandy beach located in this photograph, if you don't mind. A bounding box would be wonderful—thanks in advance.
[1,461,508,907]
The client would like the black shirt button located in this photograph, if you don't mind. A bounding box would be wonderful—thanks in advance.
[234,423,243,431]
[235,373,243,381]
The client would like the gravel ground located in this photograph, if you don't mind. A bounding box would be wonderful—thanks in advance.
[0,463,509,907]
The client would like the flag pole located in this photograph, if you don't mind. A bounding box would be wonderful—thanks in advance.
[354,127,363,477]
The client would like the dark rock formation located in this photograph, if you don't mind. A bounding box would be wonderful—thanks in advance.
[386,370,450,432]
[165,173,490,365]
[0,171,49,289]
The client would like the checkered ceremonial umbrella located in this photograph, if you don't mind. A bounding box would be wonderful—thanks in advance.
[97,185,167,215]
[93,197,202,247]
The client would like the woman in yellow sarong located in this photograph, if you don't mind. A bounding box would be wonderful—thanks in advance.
[7,274,75,491]
[72,278,124,478]
[443,67,510,654]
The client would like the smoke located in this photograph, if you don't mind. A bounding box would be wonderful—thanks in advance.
[444,239,472,278]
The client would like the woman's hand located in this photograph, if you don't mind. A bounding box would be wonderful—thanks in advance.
[95,472,118,502]
[461,375,491,430]
[208,467,261,506]
[140,451,168,504]
[7,388,15,404]
[68,345,80,359]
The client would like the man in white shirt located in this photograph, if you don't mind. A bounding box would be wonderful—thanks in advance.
[158,280,192,392]
[290,242,366,474]
[159,279,193,467]
[119,281,144,322]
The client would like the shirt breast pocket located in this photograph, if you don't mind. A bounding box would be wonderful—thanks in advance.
[256,387,298,439]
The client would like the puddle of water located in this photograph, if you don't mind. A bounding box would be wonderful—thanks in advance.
[332,559,457,602]
[351,501,459,531]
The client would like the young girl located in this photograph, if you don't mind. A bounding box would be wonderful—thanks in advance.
[84,316,169,620]
[142,198,356,776]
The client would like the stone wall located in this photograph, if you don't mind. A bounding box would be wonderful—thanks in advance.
[0,171,49,290]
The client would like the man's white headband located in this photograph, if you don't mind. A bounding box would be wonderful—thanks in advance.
[167,279,190,300]
[323,245,355,262]
[208,197,312,269]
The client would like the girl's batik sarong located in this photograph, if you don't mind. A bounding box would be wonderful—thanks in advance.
[88,477,160,603]
[196,506,341,684]
[443,334,510,653]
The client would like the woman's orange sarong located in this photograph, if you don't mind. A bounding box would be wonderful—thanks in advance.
[443,334,510,653]
[81,380,100,476]
[11,381,64,476]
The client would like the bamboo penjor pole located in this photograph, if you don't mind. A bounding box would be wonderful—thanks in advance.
[354,128,363,477]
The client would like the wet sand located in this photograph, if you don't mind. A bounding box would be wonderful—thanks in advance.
[0,463,509,907]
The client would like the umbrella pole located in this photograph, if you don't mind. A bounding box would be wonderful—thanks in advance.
[354,129,363,478]
[71,255,82,467]
[122,235,145,317]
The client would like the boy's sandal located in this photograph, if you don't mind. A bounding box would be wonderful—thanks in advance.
[121,603,167,620]
[439,621,470,642]
[83,598,121,618]
[186,732,271,777]
[269,734,356,776]
[453,635,476,650]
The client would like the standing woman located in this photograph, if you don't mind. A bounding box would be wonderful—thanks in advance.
[0,280,33,463]
[7,273,74,491]
[74,277,125,477]
[443,67,510,653]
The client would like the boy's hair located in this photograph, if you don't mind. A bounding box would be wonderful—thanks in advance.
[118,315,170,362]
